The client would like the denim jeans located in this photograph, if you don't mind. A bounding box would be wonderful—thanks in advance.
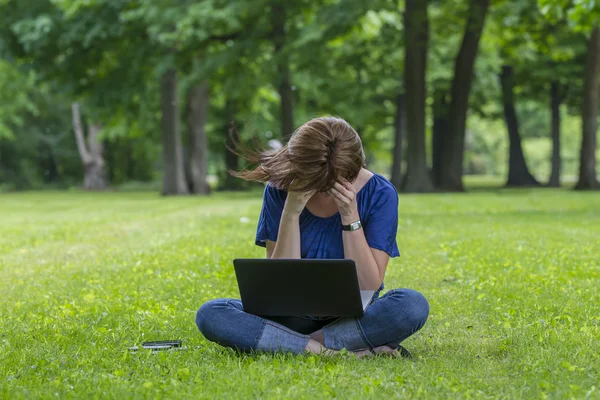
[196,288,429,354]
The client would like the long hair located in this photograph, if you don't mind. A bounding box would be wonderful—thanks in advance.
[230,117,366,192]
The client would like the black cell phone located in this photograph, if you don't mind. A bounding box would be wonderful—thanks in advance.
[141,340,182,350]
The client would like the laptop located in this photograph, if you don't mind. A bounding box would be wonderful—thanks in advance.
[233,258,375,317]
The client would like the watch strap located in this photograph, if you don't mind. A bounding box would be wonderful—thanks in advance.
[342,220,362,231]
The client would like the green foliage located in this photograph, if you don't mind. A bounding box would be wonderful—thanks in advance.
[538,0,600,32]
[1,191,599,397]
[0,61,82,189]
[0,0,595,189]
[491,0,587,114]
[0,61,37,140]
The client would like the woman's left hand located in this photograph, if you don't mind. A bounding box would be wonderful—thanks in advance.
[329,179,360,225]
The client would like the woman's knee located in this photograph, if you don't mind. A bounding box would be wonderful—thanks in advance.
[195,298,263,352]
[388,289,430,331]
[195,299,233,340]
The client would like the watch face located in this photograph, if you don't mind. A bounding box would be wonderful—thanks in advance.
[347,221,361,231]
[342,221,362,231]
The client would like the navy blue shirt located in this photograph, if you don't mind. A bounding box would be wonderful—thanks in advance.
[255,172,400,259]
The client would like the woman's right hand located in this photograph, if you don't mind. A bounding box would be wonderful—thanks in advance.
[284,190,317,216]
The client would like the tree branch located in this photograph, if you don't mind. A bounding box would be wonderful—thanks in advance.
[71,103,92,165]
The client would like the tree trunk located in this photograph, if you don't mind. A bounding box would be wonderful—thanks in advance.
[185,81,211,195]
[160,68,189,195]
[438,0,489,192]
[548,80,561,187]
[84,123,108,190]
[390,93,405,191]
[500,66,540,187]
[402,0,434,193]
[272,3,294,139]
[432,88,449,187]
[71,103,108,190]
[575,26,600,190]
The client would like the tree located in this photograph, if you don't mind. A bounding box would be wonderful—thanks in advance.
[120,0,255,194]
[271,3,295,138]
[71,103,108,190]
[160,65,189,195]
[499,65,540,186]
[438,0,490,191]
[548,80,562,187]
[402,0,434,192]
[575,26,600,190]
[538,0,600,190]
[185,80,210,195]
[431,88,450,186]
[390,93,405,191]
[429,0,470,187]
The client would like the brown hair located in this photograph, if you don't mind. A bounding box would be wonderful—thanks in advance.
[231,116,366,192]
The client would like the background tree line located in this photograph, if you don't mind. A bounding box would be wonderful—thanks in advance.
[0,0,598,194]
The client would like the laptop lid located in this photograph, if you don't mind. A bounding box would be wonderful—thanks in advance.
[233,258,367,317]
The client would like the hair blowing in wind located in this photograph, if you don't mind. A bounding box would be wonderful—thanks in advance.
[231,117,366,192]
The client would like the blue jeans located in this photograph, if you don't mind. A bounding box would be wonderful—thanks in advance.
[195,289,429,354]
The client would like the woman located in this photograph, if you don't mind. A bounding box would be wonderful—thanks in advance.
[196,116,429,357]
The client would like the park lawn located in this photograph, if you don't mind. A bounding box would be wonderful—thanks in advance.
[0,188,599,399]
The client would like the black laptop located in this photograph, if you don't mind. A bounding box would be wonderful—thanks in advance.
[233,258,375,317]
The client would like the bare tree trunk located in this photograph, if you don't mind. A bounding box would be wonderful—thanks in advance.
[500,66,540,187]
[85,123,108,190]
[185,81,210,195]
[160,68,189,195]
[438,0,489,192]
[390,93,405,191]
[402,0,434,193]
[71,103,107,190]
[548,80,561,187]
[272,3,294,139]
[432,88,449,187]
[576,26,600,190]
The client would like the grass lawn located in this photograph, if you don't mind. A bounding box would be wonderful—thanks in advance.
[1,188,599,399]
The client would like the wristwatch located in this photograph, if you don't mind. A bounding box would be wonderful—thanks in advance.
[342,220,362,231]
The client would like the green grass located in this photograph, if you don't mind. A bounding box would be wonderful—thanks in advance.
[1,189,599,399]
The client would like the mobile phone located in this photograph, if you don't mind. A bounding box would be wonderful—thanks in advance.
[141,340,182,350]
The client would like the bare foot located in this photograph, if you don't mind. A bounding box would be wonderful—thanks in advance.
[305,339,339,356]
[373,345,399,356]
[352,348,374,359]
[352,346,401,359]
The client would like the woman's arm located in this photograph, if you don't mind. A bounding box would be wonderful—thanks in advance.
[330,181,389,290]
[341,219,388,290]
[269,212,301,259]
[267,190,315,259]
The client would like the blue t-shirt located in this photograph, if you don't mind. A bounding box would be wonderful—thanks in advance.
[255,172,400,259]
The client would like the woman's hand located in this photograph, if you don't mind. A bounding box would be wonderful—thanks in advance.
[329,180,359,224]
[284,189,317,216]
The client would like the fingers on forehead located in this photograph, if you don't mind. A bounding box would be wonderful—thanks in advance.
[335,181,351,191]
